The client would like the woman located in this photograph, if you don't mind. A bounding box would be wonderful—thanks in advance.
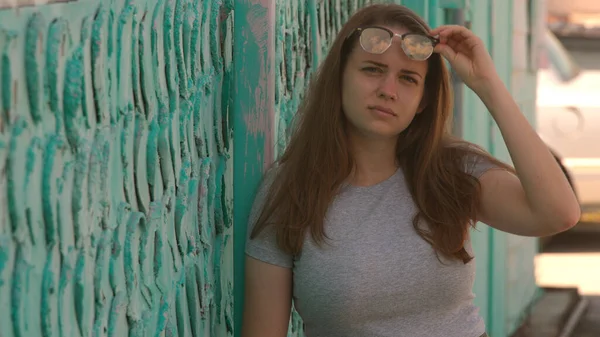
[242,4,580,337]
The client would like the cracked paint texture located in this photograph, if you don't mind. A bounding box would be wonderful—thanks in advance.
[0,0,234,336]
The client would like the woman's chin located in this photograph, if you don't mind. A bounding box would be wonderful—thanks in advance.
[355,125,402,141]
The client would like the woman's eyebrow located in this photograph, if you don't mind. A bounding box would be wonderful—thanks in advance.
[400,69,423,79]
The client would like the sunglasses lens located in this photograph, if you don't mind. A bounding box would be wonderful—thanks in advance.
[359,28,392,54]
[401,34,434,61]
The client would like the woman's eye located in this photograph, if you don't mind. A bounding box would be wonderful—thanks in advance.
[401,75,418,84]
[362,67,382,73]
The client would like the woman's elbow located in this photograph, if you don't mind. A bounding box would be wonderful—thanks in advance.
[559,203,581,232]
[549,199,581,234]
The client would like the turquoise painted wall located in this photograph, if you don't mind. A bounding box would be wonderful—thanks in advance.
[0,0,234,336]
[0,0,541,336]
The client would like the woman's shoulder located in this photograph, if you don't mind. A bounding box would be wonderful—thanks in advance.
[441,139,499,177]
[258,163,283,191]
[443,138,487,154]
[252,162,288,209]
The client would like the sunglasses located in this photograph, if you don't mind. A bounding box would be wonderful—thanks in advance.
[348,26,439,61]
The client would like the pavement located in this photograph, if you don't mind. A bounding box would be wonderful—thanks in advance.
[536,231,600,295]
[571,295,600,337]
[531,230,600,337]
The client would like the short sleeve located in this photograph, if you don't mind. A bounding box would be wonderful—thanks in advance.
[464,150,502,179]
[245,168,294,269]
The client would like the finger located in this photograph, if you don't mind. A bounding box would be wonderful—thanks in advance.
[430,24,468,37]
[445,32,481,52]
[453,35,482,52]
[448,38,470,53]
[433,25,474,44]
[429,24,462,36]
[434,43,457,61]
[446,38,461,50]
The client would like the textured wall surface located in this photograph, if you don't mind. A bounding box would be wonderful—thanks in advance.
[0,0,234,336]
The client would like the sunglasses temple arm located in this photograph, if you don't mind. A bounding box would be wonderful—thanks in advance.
[345,28,362,41]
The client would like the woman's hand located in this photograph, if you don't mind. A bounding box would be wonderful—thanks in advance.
[430,25,500,97]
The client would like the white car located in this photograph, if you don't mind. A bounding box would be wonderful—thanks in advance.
[537,29,600,228]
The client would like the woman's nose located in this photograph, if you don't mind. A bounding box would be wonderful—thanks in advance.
[377,74,398,100]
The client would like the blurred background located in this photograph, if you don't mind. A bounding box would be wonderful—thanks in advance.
[533,1,600,336]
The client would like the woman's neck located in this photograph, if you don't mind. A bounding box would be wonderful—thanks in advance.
[347,135,399,187]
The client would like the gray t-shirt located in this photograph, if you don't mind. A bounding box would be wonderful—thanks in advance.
[245,157,497,337]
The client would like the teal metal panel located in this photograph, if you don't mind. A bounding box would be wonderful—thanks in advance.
[489,0,513,163]
[504,236,540,334]
[427,0,445,28]
[402,0,429,18]
[460,3,493,149]
[490,0,541,335]
[438,0,467,9]
[0,1,234,336]
[456,0,496,331]
[488,0,513,334]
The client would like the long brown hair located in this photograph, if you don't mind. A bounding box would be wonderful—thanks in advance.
[250,4,513,263]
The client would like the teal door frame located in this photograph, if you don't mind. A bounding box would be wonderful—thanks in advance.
[232,0,277,335]
[488,0,513,335]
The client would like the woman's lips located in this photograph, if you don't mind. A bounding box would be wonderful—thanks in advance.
[368,105,396,116]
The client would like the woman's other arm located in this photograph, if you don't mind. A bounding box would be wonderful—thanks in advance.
[241,256,293,337]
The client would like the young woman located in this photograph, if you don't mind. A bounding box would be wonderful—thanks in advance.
[242,4,580,337]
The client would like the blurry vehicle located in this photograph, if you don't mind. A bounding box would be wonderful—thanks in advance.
[537,26,600,230]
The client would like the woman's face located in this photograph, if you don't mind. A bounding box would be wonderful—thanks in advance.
[341,25,429,141]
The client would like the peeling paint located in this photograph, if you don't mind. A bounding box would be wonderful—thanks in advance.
[242,0,275,171]
[0,1,233,336]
